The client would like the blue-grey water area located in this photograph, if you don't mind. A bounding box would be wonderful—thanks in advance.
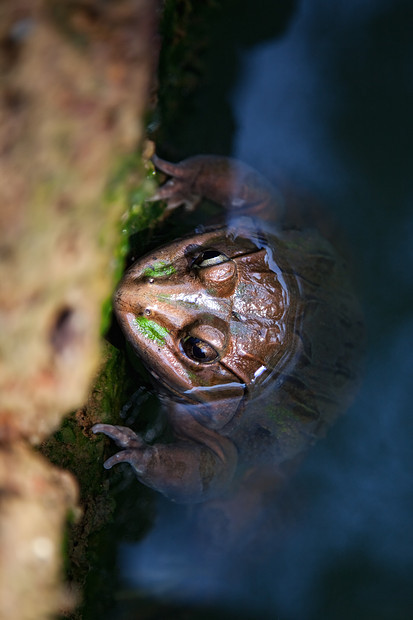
[98,1,413,618]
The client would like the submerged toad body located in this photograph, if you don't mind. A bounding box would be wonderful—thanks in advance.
[93,155,363,502]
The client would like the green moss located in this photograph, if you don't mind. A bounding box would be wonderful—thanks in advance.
[41,344,127,493]
[40,343,133,604]
[99,154,164,334]
[133,317,170,346]
[56,425,77,445]
[104,154,157,276]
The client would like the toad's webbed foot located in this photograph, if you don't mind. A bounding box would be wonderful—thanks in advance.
[92,421,238,503]
[92,423,147,470]
[149,154,201,211]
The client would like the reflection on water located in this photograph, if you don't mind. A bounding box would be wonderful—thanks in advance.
[99,0,413,617]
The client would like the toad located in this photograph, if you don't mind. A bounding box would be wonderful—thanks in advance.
[93,155,363,502]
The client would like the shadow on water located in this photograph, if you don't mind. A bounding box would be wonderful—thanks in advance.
[93,1,413,618]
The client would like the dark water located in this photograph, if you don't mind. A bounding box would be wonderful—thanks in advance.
[227,1,413,615]
[98,1,413,618]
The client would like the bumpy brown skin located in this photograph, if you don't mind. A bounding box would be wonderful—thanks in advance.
[93,155,363,503]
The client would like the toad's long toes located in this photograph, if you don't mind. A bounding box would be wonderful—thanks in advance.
[103,449,146,474]
[148,178,199,210]
[92,424,143,449]
[152,154,186,177]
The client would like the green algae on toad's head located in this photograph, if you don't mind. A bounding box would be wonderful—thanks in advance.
[142,261,177,279]
[133,317,170,346]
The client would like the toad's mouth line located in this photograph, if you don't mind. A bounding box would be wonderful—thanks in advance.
[147,363,249,403]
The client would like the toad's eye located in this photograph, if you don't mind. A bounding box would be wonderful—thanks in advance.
[180,336,219,363]
[195,249,229,268]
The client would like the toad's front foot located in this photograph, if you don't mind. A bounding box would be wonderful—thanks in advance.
[92,424,148,471]
[149,154,201,211]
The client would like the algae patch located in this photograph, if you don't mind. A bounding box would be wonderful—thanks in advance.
[133,317,170,346]
[142,261,176,278]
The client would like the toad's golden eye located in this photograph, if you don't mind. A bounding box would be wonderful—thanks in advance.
[180,336,219,363]
[195,249,229,268]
